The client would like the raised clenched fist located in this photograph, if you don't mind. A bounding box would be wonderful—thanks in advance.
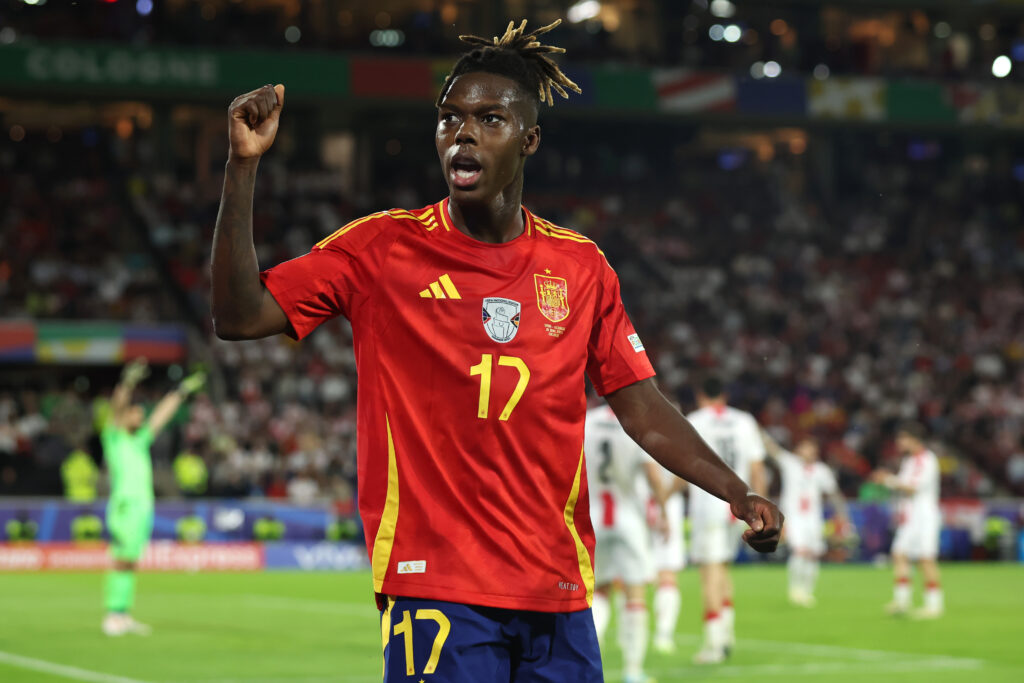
[227,84,285,162]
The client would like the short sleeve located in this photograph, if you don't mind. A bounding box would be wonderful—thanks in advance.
[585,260,655,395]
[260,214,394,340]
[260,249,356,340]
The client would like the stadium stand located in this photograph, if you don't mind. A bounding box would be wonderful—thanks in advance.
[2,118,1021,502]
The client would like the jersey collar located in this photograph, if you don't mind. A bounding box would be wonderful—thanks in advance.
[434,197,535,248]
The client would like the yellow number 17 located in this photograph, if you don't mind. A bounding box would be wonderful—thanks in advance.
[469,354,530,421]
[392,609,451,675]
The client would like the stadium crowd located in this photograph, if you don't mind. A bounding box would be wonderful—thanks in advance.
[2,120,1022,504]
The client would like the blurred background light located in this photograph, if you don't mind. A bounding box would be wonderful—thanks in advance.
[992,55,1011,78]
[567,0,601,24]
[709,0,736,19]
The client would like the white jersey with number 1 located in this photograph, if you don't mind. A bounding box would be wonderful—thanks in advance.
[585,405,654,585]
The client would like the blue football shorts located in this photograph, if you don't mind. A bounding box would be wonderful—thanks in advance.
[380,595,603,682]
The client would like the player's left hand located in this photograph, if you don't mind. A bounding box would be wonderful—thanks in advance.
[731,494,784,553]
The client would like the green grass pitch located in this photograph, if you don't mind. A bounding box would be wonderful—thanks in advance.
[0,564,1022,682]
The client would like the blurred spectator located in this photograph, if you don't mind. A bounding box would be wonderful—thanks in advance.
[2,103,1022,504]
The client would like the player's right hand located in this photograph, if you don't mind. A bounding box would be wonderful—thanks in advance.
[227,84,285,162]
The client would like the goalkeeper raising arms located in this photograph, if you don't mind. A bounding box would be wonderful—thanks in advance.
[101,359,205,637]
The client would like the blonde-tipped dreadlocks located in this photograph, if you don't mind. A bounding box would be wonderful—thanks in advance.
[437,19,582,109]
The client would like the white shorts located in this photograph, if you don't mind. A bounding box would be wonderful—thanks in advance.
[892,519,940,560]
[594,525,654,586]
[652,495,686,572]
[784,514,825,556]
[689,518,744,565]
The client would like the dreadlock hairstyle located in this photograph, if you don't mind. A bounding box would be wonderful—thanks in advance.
[436,19,582,110]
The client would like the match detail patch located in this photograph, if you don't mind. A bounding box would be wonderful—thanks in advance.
[627,333,645,353]
[482,298,521,343]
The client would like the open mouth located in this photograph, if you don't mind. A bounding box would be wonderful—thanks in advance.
[450,157,482,189]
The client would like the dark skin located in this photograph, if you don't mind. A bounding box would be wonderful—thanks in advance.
[435,72,540,243]
[210,74,783,553]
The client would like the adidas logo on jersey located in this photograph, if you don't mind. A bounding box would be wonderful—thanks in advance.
[419,274,461,299]
[397,560,427,574]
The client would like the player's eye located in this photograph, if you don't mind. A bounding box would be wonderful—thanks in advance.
[440,112,458,124]
[482,113,503,124]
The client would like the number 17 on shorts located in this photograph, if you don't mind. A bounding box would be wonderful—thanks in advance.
[382,598,452,678]
[380,595,603,681]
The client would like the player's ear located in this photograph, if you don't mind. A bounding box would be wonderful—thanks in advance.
[522,124,541,157]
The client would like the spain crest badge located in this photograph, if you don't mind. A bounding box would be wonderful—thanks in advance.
[534,274,569,323]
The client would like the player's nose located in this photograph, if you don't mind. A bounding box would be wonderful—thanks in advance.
[455,121,477,145]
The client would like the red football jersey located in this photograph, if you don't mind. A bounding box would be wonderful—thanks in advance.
[261,199,654,612]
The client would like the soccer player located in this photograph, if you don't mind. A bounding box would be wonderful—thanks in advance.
[686,377,766,664]
[762,432,849,607]
[585,403,668,683]
[101,359,205,636]
[210,20,783,681]
[649,460,687,654]
[872,422,943,619]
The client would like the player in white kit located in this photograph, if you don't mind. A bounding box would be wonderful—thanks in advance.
[585,403,670,683]
[872,422,943,619]
[762,432,849,607]
[648,463,687,654]
[686,378,767,664]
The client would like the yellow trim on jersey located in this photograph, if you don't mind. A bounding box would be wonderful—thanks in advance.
[417,208,438,229]
[438,273,461,299]
[389,209,439,232]
[438,199,454,232]
[535,217,581,238]
[372,415,400,593]
[315,212,386,249]
[534,219,606,255]
[535,219,594,242]
[563,450,595,607]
